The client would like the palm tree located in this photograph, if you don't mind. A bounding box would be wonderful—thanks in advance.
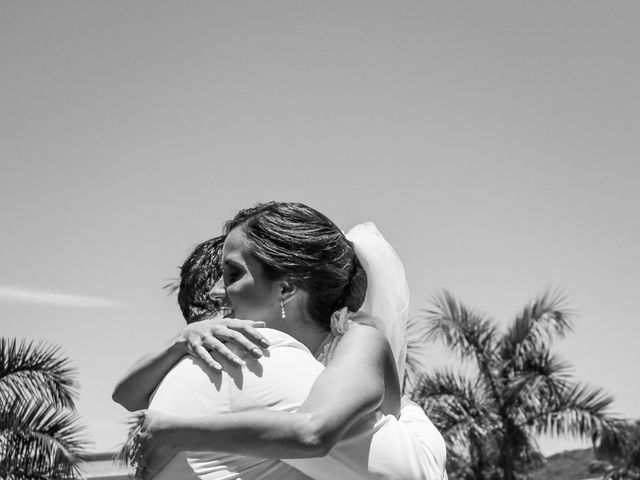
[0,338,88,480]
[590,419,640,480]
[408,289,625,480]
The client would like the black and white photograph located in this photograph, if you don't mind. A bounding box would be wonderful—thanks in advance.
[1,2,639,479]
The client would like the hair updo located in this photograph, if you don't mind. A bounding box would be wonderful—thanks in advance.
[224,202,368,328]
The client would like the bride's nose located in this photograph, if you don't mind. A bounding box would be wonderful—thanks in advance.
[210,278,232,316]
[211,277,226,298]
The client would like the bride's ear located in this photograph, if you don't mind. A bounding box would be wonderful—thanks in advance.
[279,280,297,303]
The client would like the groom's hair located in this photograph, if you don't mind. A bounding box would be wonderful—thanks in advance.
[177,235,225,323]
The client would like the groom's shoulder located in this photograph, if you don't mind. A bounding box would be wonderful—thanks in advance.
[229,328,322,374]
[258,328,311,352]
[164,355,217,383]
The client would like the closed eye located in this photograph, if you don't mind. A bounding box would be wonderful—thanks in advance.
[224,272,239,286]
[223,261,244,287]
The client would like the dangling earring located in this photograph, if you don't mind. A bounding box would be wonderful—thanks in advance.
[280,299,286,319]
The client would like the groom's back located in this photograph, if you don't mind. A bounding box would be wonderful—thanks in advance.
[149,329,321,480]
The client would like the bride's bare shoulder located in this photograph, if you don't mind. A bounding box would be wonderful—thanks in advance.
[337,322,392,359]
[335,323,401,415]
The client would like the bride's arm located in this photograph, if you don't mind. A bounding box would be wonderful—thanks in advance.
[143,324,399,459]
[112,318,269,411]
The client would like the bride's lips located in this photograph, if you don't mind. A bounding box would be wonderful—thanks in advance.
[211,295,234,317]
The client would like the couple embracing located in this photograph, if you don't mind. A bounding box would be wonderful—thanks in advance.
[113,202,447,480]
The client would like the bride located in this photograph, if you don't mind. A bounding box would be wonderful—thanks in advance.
[113,202,447,479]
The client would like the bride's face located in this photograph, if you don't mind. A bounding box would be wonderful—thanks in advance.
[221,227,281,324]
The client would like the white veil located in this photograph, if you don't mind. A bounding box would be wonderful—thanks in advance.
[345,223,410,382]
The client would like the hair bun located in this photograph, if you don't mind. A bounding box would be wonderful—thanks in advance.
[343,253,367,312]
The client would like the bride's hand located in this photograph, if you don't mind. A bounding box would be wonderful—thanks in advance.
[176,316,270,371]
[134,410,176,480]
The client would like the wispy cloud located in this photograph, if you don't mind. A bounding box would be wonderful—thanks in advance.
[0,286,125,308]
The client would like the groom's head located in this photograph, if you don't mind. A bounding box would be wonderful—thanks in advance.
[178,236,225,323]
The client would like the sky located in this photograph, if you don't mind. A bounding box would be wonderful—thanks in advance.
[1,1,639,456]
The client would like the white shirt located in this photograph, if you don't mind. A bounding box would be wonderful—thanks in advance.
[150,328,446,480]
[150,329,319,480]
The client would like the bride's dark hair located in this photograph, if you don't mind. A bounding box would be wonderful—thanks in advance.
[177,202,367,328]
[224,202,367,328]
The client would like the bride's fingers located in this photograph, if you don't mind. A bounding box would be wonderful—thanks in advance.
[216,329,264,358]
[193,344,223,371]
[228,320,270,349]
[201,337,245,366]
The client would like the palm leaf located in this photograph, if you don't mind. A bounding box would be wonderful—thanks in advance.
[592,419,640,479]
[500,288,572,362]
[116,411,146,470]
[163,278,180,296]
[0,338,77,409]
[413,369,499,437]
[404,314,432,394]
[424,290,503,404]
[513,434,545,470]
[524,381,623,444]
[424,290,498,363]
[501,350,571,413]
[414,370,503,476]
[0,397,88,480]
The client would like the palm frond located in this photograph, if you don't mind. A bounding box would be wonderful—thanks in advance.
[0,338,78,409]
[500,288,572,362]
[404,314,433,394]
[414,370,504,477]
[0,397,88,480]
[116,411,146,470]
[413,369,499,438]
[590,458,640,480]
[514,434,545,470]
[424,290,505,405]
[501,350,571,412]
[524,381,622,445]
[592,420,640,479]
[413,369,479,405]
[163,278,180,296]
[596,419,640,461]
[424,290,498,363]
